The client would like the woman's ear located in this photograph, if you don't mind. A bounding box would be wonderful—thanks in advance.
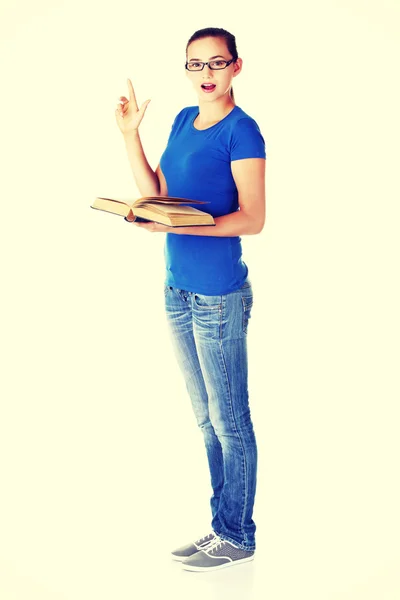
[233,58,243,78]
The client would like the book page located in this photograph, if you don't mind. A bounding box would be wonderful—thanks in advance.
[136,203,208,215]
[134,196,207,206]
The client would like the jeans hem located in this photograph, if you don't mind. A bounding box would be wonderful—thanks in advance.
[213,529,256,552]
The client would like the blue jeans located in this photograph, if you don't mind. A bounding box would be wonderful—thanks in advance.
[164,279,257,551]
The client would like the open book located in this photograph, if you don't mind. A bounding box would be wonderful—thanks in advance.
[91,196,215,227]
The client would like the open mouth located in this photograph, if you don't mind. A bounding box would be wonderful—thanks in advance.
[201,83,216,93]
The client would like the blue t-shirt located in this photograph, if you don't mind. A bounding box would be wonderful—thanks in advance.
[159,105,266,295]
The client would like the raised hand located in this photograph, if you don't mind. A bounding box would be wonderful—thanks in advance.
[115,79,151,134]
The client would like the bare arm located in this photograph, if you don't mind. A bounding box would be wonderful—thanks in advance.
[116,79,164,198]
[122,130,160,197]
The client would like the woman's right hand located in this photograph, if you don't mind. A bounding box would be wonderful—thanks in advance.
[115,79,151,134]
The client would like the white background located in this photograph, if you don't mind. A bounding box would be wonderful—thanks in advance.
[0,0,399,598]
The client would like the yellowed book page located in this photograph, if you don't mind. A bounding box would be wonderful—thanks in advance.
[131,207,173,225]
[132,207,213,226]
[137,203,208,216]
[172,215,214,224]
[91,197,132,217]
[133,196,207,206]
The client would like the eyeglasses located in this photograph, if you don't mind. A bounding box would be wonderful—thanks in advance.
[185,59,234,71]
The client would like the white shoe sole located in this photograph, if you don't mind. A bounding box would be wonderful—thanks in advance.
[171,554,188,562]
[181,554,255,572]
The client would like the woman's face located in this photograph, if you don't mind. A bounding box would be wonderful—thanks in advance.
[186,36,242,103]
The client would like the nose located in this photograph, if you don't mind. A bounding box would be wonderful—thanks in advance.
[202,64,213,78]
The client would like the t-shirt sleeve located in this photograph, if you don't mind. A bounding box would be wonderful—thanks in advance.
[167,107,189,140]
[230,117,267,161]
[166,111,180,142]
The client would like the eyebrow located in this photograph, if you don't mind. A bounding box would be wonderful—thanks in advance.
[188,55,227,61]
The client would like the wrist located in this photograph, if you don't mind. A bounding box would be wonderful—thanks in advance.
[123,129,140,140]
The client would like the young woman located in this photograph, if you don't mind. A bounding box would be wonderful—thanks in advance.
[115,27,266,572]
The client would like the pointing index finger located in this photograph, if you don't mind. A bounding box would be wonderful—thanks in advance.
[127,78,138,111]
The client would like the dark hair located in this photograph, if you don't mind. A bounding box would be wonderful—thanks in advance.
[186,27,238,102]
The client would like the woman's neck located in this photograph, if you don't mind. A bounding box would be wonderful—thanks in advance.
[195,96,236,128]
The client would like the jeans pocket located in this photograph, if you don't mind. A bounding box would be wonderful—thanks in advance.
[242,295,253,334]
[193,293,222,311]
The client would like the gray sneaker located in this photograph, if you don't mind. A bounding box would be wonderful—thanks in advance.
[181,535,255,572]
[171,532,216,562]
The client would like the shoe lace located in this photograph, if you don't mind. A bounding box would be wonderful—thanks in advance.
[197,533,214,545]
[204,535,225,554]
